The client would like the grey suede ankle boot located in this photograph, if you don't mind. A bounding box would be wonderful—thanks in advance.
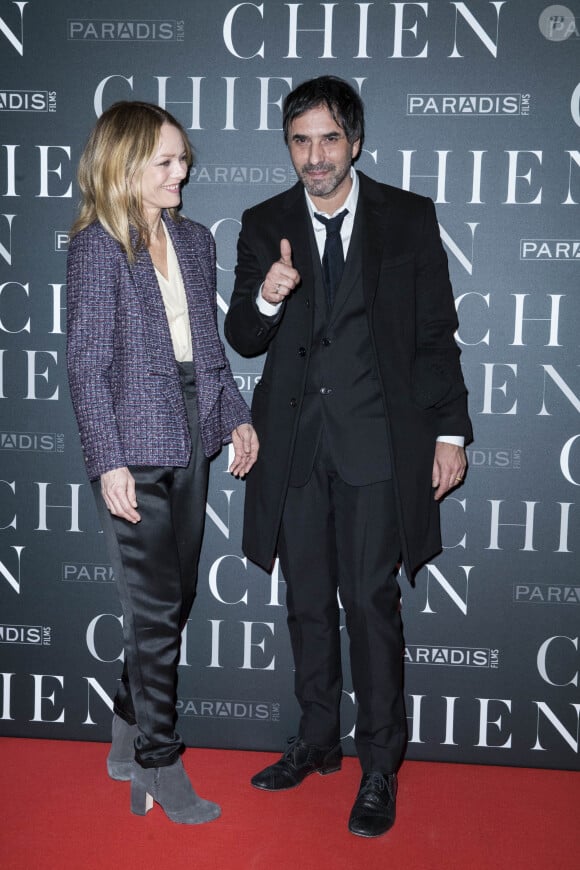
[107,714,139,781]
[130,757,221,825]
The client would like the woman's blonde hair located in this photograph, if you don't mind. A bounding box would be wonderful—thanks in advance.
[70,101,193,260]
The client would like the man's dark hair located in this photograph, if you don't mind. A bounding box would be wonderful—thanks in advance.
[282,76,365,149]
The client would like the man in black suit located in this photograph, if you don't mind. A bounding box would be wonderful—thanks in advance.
[225,76,472,837]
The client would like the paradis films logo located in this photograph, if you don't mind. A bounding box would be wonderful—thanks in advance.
[176,698,280,721]
[189,166,296,185]
[407,94,529,116]
[520,239,580,260]
[0,90,56,112]
[514,584,580,604]
[0,432,64,452]
[67,19,184,41]
[0,624,51,646]
[405,646,499,668]
[61,563,115,583]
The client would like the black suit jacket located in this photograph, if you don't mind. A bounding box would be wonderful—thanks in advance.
[225,171,473,578]
[288,200,391,487]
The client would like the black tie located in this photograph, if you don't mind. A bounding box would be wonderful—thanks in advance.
[314,209,348,309]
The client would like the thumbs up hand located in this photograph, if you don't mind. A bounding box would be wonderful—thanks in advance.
[279,238,293,267]
[261,238,301,304]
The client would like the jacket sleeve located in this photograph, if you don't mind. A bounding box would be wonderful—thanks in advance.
[224,208,284,358]
[412,198,472,441]
[66,228,127,479]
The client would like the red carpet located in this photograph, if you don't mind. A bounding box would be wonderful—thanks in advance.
[1,738,578,869]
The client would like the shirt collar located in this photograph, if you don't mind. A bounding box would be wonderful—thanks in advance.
[304,166,359,220]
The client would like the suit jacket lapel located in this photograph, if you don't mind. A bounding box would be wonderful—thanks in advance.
[165,216,224,373]
[279,183,316,306]
[129,216,224,382]
[358,172,398,311]
[128,232,176,376]
[287,172,398,321]
[165,216,226,435]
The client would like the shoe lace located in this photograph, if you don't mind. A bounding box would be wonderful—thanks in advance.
[361,772,397,800]
[282,736,301,760]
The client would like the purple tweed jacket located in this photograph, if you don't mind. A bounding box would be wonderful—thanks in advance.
[67,213,251,481]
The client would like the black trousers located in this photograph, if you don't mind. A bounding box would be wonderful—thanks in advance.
[278,432,407,774]
[93,362,209,768]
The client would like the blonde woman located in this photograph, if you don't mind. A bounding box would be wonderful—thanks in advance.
[67,101,258,824]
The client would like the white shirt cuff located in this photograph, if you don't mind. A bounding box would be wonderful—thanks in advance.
[256,284,283,316]
[437,435,465,447]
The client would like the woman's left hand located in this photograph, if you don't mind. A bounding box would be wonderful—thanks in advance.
[229,423,259,477]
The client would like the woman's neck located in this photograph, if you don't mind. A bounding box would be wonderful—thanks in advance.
[147,211,164,244]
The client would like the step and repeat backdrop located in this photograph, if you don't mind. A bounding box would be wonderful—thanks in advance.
[1,0,579,770]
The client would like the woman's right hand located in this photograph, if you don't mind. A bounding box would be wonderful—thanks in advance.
[100,467,141,523]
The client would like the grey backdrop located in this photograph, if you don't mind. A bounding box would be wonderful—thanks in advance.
[1,0,579,770]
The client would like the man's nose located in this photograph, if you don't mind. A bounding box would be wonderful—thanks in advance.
[309,141,324,165]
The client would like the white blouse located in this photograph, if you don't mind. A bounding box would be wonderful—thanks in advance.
[154,222,193,362]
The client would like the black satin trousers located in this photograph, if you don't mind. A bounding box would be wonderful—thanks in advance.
[92,362,209,768]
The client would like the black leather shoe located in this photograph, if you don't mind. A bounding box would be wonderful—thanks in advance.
[348,772,398,838]
[250,737,342,791]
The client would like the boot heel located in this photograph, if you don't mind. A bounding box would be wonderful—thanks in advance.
[319,745,343,776]
[319,762,341,775]
[138,758,220,825]
[131,778,154,816]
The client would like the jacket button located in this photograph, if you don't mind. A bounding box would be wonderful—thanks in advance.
[322,337,332,346]
[298,346,306,357]
[290,398,297,408]
[320,387,333,396]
